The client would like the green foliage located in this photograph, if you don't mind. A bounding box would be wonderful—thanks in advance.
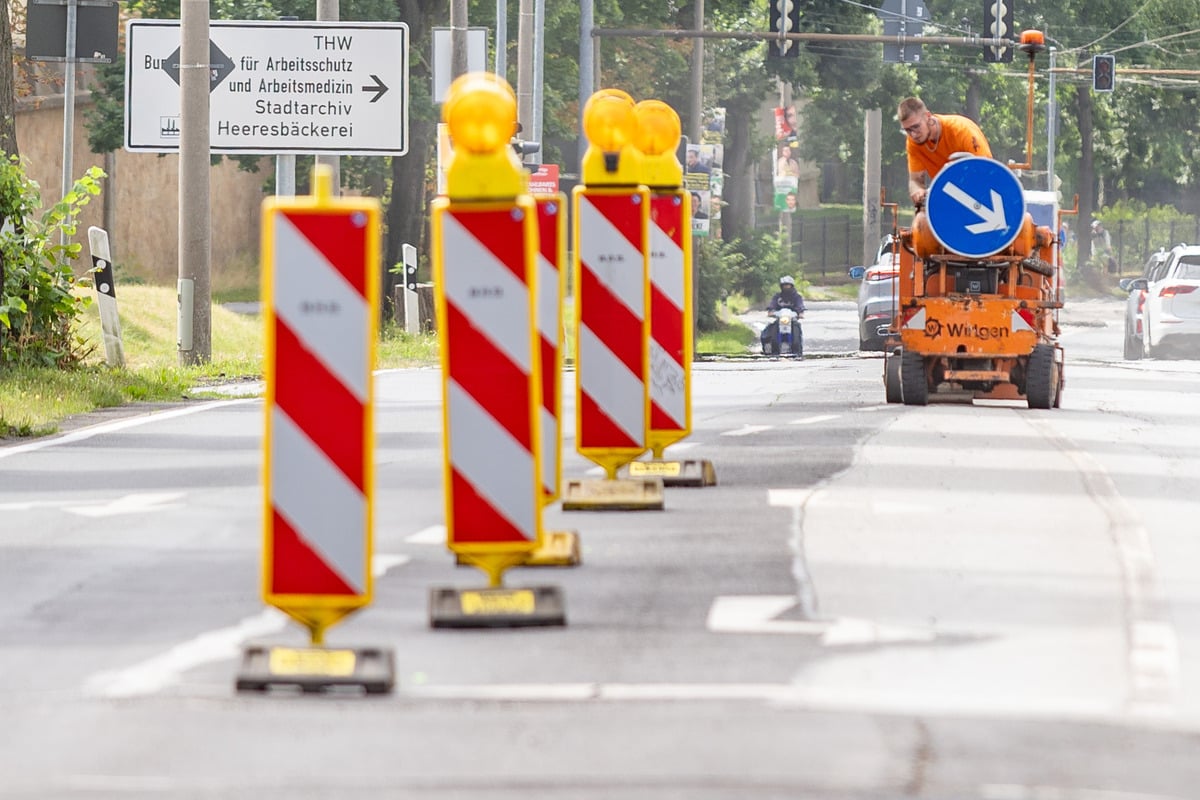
[695,229,796,331]
[1092,200,1198,275]
[696,320,756,355]
[0,158,106,368]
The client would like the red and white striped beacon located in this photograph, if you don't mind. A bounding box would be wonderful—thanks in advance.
[572,90,652,479]
[563,89,665,510]
[429,74,564,626]
[625,101,716,487]
[260,165,380,644]
[534,193,567,502]
[635,100,693,456]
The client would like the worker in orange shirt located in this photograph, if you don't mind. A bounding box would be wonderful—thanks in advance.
[897,96,992,208]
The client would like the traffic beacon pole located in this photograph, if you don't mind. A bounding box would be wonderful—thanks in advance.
[624,100,715,488]
[428,73,566,628]
[563,88,665,512]
[237,165,394,695]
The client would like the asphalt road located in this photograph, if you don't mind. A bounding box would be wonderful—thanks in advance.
[2,297,1200,799]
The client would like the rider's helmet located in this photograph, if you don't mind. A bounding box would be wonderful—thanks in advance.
[779,275,795,287]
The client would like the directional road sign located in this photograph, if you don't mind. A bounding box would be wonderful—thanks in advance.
[926,156,1025,258]
[125,20,408,155]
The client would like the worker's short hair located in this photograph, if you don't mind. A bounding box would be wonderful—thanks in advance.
[897,97,927,122]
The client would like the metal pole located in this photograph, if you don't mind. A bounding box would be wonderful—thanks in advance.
[276,16,298,197]
[179,0,211,364]
[315,0,341,194]
[531,0,545,165]
[577,0,593,169]
[517,0,534,152]
[496,0,507,77]
[689,0,704,354]
[1047,46,1056,192]
[60,0,77,242]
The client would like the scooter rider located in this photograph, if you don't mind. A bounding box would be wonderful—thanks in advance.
[769,275,806,315]
[761,275,806,355]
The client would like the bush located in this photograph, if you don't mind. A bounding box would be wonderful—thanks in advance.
[694,230,801,332]
[0,157,105,368]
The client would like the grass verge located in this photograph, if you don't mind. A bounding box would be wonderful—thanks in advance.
[2,283,755,439]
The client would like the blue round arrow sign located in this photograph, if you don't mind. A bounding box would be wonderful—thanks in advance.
[926,156,1025,258]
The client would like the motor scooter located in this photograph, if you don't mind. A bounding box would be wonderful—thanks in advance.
[761,306,803,357]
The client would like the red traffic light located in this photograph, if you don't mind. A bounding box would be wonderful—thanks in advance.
[1093,54,1115,92]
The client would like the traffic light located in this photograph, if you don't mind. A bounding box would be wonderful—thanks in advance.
[768,0,800,59]
[983,0,1013,63]
[1093,54,1115,92]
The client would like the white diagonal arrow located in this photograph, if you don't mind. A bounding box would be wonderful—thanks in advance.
[942,183,1008,233]
[65,492,186,518]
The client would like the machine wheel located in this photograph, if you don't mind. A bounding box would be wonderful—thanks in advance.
[885,353,903,404]
[900,350,929,406]
[1026,344,1058,409]
[1123,325,1143,360]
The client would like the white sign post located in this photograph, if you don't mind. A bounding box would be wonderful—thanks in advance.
[125,20,408,155]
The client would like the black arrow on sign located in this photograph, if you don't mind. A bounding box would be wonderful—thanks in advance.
[361,74,389,103]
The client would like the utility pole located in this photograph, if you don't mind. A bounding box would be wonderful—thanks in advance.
[451,0,469,80]
[315,0,340,193]
[577,0,594,169]
[862,109,881,267]
[495,0,507,77]
[532,0,545,164]
[178,0,211,364]
[688,0,704,142]
[517,0,533,141]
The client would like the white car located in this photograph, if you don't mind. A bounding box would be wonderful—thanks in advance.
[1128,244,1200,358]
[848,234,900,351]
[1119,248,1170,360]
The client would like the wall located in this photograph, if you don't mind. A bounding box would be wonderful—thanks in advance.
[14,91,269,286]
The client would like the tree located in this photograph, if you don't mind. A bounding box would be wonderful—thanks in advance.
[1,0,17,157]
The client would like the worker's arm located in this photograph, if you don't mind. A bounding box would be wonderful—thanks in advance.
[908,170,929,206]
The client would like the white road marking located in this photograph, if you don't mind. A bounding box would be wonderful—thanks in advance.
[85,609,289,698]
[658,441,697,453]
[721,424,772,437]
[57,775,176,792]
[84,554,410,698]
[767,488,814,507]
[395,683,1144,725]
[64,492,186,518]
[1029,417,1180,716]
[0,500,71,511]
[0,400,252,460]
[706,595,935,645]
[789,414,839,425]
[981,785,1186,800]
[857,405,891,412]
[406,525,447,544]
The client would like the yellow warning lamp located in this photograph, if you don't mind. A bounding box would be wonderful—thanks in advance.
[634,100,683,189]
[581,89,643,186]
[443,72,527,200]
[1018,29,1046,55]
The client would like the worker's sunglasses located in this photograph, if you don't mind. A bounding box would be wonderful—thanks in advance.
[901,119,925,135]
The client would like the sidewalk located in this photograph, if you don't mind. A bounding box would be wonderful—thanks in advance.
[1059,295,1122,328]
